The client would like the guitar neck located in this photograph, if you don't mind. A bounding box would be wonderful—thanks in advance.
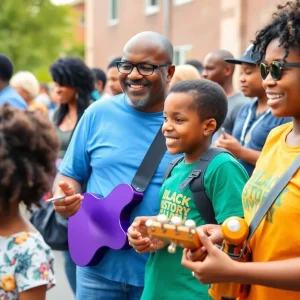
[147,221,201,250]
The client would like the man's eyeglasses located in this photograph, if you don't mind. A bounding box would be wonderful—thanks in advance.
[116,61,170,76]
[260,61,300,81]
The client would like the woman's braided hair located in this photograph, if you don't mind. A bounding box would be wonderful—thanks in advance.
[0,105,59,213]
[252,0,300,61]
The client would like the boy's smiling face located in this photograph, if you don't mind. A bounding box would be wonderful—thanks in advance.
[162,92,216,163]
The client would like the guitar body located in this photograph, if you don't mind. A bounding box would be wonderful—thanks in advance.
[68,184,143,267]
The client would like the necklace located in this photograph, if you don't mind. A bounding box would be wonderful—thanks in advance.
[66,113,75,124]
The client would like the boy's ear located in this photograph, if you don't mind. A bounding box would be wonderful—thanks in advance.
[203,119,217,136]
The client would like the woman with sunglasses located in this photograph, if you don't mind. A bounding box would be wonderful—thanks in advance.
[215,44,291,176]
[181,1,300,299]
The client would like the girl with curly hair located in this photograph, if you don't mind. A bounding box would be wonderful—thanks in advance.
[181,1,300,299]
[0,105,59,300]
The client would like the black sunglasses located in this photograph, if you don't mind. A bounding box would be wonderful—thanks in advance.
[260,61,300,81]
[116,61,170,76]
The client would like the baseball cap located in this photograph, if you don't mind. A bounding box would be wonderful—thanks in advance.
[224,44,260,65]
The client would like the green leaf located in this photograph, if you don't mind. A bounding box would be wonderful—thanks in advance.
[3,253,12,265]
[33,269,41,281]
[7,240,15,251]
[0,0,83,81]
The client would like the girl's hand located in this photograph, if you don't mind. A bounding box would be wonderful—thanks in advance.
[182,228,238,284]
[186,224,223,262]
[127,216,166,254]
[215,133,243,157]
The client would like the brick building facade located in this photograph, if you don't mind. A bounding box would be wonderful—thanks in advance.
[84,0,287,72]
[70,0,85,43]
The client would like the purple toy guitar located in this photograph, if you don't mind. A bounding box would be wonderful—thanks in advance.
[68,184,143,267]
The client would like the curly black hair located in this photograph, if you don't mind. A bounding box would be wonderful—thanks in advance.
[0,105,59,213]
[50,57,95,127]
[252,1,300,61]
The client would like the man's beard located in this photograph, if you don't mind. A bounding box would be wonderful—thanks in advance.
[128,95,150,110]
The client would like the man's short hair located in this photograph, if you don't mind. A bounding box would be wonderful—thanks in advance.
[107,57,122,70]
[0,54,14,82]
[185,59,203,73]
[169,79,228,132]
[92,68,107,88]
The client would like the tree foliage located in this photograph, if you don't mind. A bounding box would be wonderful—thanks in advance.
[0,0,80,81]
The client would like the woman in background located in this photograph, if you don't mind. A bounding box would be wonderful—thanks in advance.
[49,57,95,293]
[50,57,94,159]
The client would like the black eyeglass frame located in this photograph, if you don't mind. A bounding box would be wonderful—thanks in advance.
[116,61,171,76]
[260,61,300,81]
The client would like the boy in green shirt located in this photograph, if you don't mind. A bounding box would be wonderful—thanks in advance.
[127,79,248,299]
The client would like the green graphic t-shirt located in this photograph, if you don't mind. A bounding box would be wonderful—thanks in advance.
[142,153,248,300]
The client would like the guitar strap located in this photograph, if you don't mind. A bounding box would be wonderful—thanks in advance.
[242,154,300,255]
[131,127,166,193]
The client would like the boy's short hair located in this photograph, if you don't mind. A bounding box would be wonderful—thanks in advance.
[169,79,228,132]
[0,54,14,82]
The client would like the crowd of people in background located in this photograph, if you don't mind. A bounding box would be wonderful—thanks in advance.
[1,1,300,299]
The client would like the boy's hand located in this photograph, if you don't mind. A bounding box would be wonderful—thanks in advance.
[215,133,243,157]
[53,181,83,218]
[127,216,166,254]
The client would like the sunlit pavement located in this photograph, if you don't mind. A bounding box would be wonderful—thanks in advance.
[47,251,74,300]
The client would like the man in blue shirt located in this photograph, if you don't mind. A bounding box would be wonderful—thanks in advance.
[52,31,175,299]
[0,54,27,109]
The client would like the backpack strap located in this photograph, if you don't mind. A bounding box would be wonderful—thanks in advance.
[163,148,233,225]
[163,156,184,181]
[189,148,232,224]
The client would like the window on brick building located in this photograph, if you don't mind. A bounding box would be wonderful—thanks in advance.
[173,0,193,6]
[79,13,85,27]
[145,0,159,16]
[109,0,119,26]
[173,45,192,65]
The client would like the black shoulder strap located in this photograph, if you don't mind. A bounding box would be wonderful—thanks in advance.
[131,127,166,193]
[163,156,184,181]
[163,148,232,224]
[189,148,232,224]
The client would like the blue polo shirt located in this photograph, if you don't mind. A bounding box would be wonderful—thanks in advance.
[0,86,27,109]
[232,99,291,176]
